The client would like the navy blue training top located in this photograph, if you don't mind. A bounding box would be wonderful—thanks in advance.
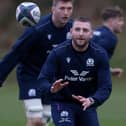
[0,14,72,99]
[38,40,112,106]
[92,25,118,59]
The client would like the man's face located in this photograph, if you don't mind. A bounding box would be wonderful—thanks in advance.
[71,20,93,49]
[52,1,73,26]
[111,16,124,33]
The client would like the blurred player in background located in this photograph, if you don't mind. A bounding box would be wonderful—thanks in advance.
[37,17,112,126]
[92,6,124,78]
[0,0,73,126]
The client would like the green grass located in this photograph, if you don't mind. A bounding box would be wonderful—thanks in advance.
[0,77,126,126]
[98,79,126,126]
[0,80,25,126]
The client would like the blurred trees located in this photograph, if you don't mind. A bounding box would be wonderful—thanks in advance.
[0,0,125,50]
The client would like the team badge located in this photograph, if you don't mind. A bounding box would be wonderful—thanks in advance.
[47,34,52,40]
[66,57,71,63]
[59,110,71,123]
[86,58,94,67]
[28,89,36,97]
[60,111,69,117]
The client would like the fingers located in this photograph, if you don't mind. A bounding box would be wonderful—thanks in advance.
[72,95,79,101]
[72,95,84,103]
[111,68,124,78]
[55,79,64,83]
[118,69,124,78]
[51,79,69,93]
[82,101,89,111]
[62,81,69,86]
[72,95,92,111]
[55,79,69,85]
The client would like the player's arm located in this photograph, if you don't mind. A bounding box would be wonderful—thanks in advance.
[37,50,68,97]
[110,67,123,78]
[0,27,37,87]
[91,51,112,106]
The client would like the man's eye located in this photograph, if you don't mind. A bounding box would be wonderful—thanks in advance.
[60,7,65,10]
[67,7,72,11]
[75,28,80,31]
[83,29,89,32]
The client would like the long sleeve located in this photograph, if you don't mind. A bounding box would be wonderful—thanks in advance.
[37,50,59,97]
[0,27,37,86]
[92,51,112,106]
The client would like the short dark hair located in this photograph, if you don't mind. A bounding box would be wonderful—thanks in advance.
[52,0,73,6]
[101,6,123,21]
[74,17,91,23]
[73,17,92,28]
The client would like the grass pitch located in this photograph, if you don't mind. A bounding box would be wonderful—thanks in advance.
[0,77,126,126]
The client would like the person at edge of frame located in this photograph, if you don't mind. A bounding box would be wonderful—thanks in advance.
[92,6,124,78]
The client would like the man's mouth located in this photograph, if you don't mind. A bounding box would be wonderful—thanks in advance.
[62,17,68,20]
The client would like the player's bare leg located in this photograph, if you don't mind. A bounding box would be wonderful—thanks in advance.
[27,118,45,126]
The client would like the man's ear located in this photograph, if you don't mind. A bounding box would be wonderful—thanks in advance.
[51,6,54,13]
[90,31,93,39]
[70,28,73,34]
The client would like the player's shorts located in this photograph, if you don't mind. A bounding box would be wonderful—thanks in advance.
[51,102,99,126]
[23,98,51,123]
